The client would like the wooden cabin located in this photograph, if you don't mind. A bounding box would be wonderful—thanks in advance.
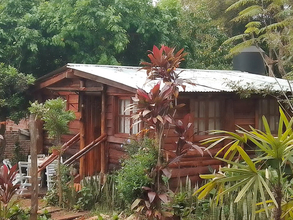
[33,64,290,186]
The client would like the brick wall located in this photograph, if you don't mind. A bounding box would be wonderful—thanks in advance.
[6,119,29,131]
[4,119,30,162]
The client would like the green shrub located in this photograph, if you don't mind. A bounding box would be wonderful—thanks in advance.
[116,138,157,205]
[44,164,76,209]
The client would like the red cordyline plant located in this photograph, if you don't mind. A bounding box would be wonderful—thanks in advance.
[0,164,20,218]
[130,46,205,219]
[140,45,187,84]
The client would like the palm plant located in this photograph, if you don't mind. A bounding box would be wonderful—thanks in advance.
[195,107,293,220]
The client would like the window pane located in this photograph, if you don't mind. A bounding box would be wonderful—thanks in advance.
[119,100,124,114]
[132,123,139,134]
[199,101,205,118]
[215,119,221,130]
[215,101,220,117]
[124,100,131,115]
[193,100,222,135]
[199,120,205,134]
[209,119,214,130]
[209,101,215,117]
[119,117,125,133]
[194,101,199,117]
[124,117,130,133]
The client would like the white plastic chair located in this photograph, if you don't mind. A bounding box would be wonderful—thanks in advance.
[27,154,46,162]
[18,161,32,193]
[3,159,12,169]
[45,160,58,191]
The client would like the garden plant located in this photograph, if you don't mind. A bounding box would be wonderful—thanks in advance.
[195,107,293,220]
[29,97,75,207]
[117,45,207,219]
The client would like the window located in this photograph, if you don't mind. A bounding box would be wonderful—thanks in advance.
[118,98,139,134]
[193,100,221,135]
[258,98,279,133]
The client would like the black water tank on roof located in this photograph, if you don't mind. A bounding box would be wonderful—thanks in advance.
[233,46,266,75]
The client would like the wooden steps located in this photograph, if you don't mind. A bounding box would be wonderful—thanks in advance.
[53,212,88,220]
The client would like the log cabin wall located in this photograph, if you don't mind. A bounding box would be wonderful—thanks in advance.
[101,89,280,187]
[34,66,281,188]
[105,86,134,171]
[164,93,279,188]
[38,76,81,157]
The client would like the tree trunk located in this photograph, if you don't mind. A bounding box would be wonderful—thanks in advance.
[29,114,39,220]
[58,153,62,207]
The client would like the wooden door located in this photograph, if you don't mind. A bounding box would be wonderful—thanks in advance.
[83,95,101,176]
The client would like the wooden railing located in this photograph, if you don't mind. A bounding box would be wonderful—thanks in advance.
[64,133,107,166]
[38,133,80,172]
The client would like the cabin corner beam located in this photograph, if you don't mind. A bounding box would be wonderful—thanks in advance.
[35,70,76,90]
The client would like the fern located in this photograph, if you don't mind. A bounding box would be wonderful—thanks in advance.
[232,5,263,22]
[222,33,250,45]
[227,39,255,58]
[226,0,258,13]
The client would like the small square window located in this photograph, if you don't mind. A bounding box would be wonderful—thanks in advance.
[193,100,221,135]
[118,98,139,134]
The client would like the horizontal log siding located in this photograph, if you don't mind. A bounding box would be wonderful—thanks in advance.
[105,86,134,170]
[233,99,257,130]
[108,143,125,171]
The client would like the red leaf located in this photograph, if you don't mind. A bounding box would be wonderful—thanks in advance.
[151,81,161,96]
[148,191,157,204]
[158,193,168,203]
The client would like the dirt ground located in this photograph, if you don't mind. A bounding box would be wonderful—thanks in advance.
[15,188,130,220]
[17,196,92,219]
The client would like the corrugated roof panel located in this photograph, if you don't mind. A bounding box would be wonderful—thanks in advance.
[67,64,292,93]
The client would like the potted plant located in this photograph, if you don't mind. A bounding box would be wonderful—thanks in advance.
[49,146,62,156]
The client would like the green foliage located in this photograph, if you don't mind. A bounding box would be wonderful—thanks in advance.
[7,205,30,220]
[116,138,158,205]
[0,63,34,122]
[75,174,122,211]
[0,0,231,77]
[29,97,75,145]
[44,164,76,208]
[76,178,99,211]
[45,167,122,212]
[11,142,27,166]
[224,80,276,98]
[195,107,293,220]
[7,205,52,220]
[156,0,232,70]
[224,0,293,76]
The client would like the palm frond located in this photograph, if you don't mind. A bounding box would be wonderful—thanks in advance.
[226,0,258,12]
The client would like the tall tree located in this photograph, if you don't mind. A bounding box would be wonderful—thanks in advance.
[157,0,232,69]
[0,64,34,161]
[223,0,293,77]
[0,0,232,78]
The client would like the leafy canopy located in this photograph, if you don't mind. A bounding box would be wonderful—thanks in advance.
[29,97,75,145]
[223,0,293,76]
[0,63,34,122]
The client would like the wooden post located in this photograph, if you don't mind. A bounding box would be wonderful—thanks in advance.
[29,114,39,220]
[36,120,43,154]
[101,86,106,174]
[79,93,86,178]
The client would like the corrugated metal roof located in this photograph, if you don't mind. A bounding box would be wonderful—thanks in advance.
[67,63,292,93]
